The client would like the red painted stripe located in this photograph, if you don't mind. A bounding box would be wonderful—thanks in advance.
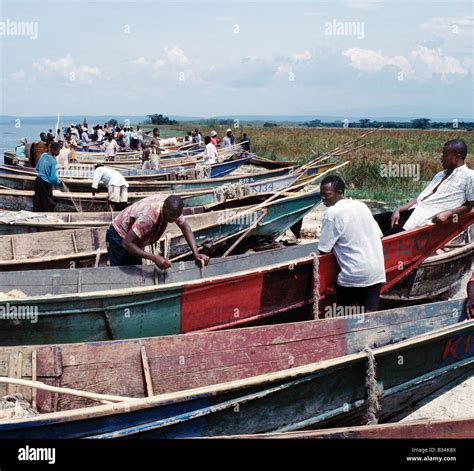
[180,273,264,333]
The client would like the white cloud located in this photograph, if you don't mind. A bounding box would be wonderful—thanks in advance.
[133,56,151,67]
[342,45,469,82]
[420,16,473,38]
[293,51,312,63]
[342,48,413,75]
[411,45,467,79]
[8,70,26,80]
[163,46,189,66]
[32,54,100,84]
[132,46,189,77]
[275,51,313,77]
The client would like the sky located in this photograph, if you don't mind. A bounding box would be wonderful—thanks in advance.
[0,0,473,119]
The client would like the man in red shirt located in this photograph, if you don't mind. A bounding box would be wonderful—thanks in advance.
[106,194,209,268]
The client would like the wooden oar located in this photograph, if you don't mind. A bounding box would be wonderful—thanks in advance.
[0,377,135,404]
[222,210,268,257]
[229,161,349,224]
[310,126,382,160]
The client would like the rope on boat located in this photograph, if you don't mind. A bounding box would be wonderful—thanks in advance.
[213,183,251,203]
[94,248,101,268]
[311,253,319,319]
[196,165,211,180]
[364,346,381,425]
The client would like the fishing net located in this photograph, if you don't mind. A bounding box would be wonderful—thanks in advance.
[0,393,38,420]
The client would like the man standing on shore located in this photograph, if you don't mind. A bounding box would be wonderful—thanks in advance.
[33,141,62,212]
[318,175,386,313]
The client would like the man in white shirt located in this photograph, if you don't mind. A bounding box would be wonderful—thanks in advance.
[70,124,80,140]
[318,175,386,312]
[56,141,70,169]
[92,164,129,211]
[202,136,218,165]
[220,129,235,148]
[377,139,473,236]
[102,134,119,161]
[97,126,105,143]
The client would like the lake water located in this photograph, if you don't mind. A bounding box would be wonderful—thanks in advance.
[0,121,59,161]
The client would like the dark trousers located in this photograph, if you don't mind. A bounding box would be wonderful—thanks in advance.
[106,225,141,266]
[33,177,55,212]
[337,283,382,313]
[373,209,414,237]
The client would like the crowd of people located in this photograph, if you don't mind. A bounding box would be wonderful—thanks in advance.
[16,123,251,168]
[16,123,251,213]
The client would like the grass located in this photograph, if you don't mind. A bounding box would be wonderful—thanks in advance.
[138,125,474,204]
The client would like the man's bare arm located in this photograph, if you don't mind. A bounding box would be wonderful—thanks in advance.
[390,198,417,227]
[122,230,171,268]
[432,201,474,224]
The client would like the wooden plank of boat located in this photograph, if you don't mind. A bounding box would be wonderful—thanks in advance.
[249,155,295,169]
[0,189,322,271]
[0,311,471,438]
[0,212,471,343]
[218,416,474,439]
[382,237,473,305]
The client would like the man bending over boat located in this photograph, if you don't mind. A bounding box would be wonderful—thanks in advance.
[318,175,386,312]
[376,138,474,236]
[106,194,210,269]
[33,141,62,212]
[91,164,129,211]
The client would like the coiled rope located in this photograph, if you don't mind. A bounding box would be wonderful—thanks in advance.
[311,252,319,318]
[364,346,381,425]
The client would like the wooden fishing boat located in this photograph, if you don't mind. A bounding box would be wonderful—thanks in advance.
[382,231,473,305]
[0,162,312,191]
[0,161,331,188]
[0,213,472,344]
[0,302,471,438]
[0,189,322,271]
[0,166,300,203]
[0,156,252,182]
[0,183,306,234]
[5,149,200,167]
[220,416,474,439]
[249,155,295,169]
[0,159,333,214]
